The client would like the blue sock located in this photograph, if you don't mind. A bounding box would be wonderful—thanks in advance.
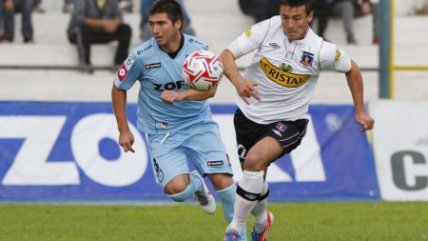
[168,174,203,202]
[217,183,236,223]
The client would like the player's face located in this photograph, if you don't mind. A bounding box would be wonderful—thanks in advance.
[149,13,182,49]
[280,4,313,42]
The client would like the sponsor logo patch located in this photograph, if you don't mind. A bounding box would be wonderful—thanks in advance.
[124,57,135,68]
[269,42,280,49]
[145,63,162,70]
[334,49,343,63]
[245,27,253,38]
[207,160,224,167]
[259,58,310,88]
[117,56,135,82]
[117,64,128,82]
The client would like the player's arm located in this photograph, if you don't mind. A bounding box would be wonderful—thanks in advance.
[111,85,135,153]
[160,87,217,104]
[220,49,260,104]
[320,42,374,132]
[345,60,375,131]
[220,20,269,104]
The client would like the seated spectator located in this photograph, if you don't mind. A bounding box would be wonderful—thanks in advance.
[238,0,267,22]
[238,0,283,22]
[66,0,132,71]
[312,0,333,40]
[314,0,373,44]
[139,0,194,40]
[1,0,34,43]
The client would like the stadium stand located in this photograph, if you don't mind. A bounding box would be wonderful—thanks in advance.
[0,0,427,103]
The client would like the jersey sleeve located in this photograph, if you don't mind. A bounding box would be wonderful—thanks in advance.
[113,52,142,90]
[318,41,352,73]
[227,19,271,59]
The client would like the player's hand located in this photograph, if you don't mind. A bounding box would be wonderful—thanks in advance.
[119,130,135,153]
[355,112,375,132]
[234,77,260,104]
[161,90,183,104]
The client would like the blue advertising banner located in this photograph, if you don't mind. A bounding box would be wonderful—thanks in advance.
[0,101,380,202]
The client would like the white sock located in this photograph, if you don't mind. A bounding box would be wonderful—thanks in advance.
[228,170,264,232]
[251,182,269,232]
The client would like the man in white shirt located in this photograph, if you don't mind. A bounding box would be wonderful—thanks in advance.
[221,0,374,240]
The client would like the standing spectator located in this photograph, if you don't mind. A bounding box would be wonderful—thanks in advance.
[312,0,333,40]
[314,0,373,44]
[67,0,132,70]
[139,0,194,40]
[1,0,34,43]
[221,0,374,240]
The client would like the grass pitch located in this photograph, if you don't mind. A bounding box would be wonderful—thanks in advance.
[0,202,427,241]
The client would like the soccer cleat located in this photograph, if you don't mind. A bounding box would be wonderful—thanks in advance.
[190,170,216,214]
[251,211,274,241]
[224,229,241,241]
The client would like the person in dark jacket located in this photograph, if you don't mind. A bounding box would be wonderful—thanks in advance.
[67,0,132,69]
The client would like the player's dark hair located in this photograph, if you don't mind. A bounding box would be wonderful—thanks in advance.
[280,0,313,15]
[149,0,184,29]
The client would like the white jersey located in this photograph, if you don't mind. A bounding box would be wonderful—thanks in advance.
[227,16,352,124]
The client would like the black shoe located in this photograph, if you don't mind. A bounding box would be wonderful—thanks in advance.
[24,38,34,43]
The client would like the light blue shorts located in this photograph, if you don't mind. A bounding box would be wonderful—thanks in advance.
[147,121,233,188]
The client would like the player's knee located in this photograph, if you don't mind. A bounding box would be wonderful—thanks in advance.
[164,182,187,196]
[166,184,192,202]
[208,173,234,190]
[244,153,266,171]
[163,174,190,195]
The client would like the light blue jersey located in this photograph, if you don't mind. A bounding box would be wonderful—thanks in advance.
[114,34,213,134]
[113,33,236,234]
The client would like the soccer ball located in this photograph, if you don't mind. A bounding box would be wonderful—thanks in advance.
[182,50,224,91]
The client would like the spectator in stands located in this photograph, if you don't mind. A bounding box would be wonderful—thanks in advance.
[1,0,34,43]
[139,0,194,40]
[67,0,132,70]
[312,0,333,40]
[238,0,281,22]
[315,0,372,44]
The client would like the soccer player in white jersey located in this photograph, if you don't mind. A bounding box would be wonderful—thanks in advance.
[111,0,239,238]
[222,0,375,240]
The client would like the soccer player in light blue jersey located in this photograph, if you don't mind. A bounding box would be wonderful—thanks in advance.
[111,0,241,239]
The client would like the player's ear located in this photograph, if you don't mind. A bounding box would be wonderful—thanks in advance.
[175,18,183,31]
[307,10,314,23]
